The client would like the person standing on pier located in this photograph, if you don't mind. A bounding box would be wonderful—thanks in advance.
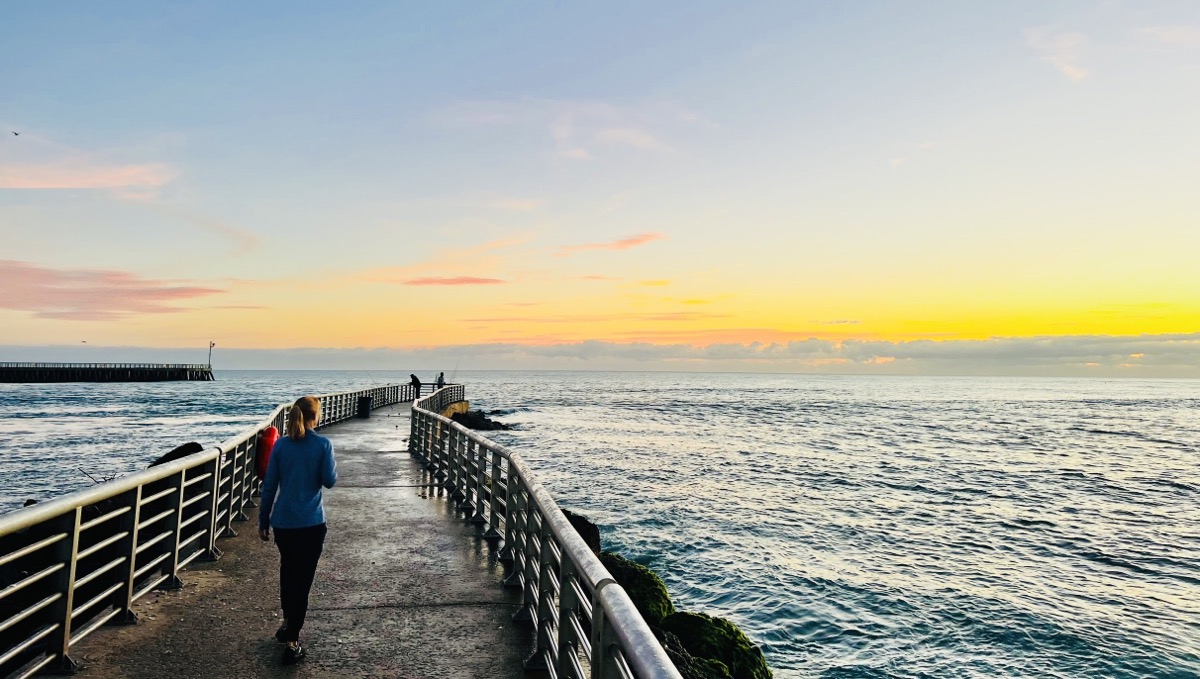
[410,373,422,397]
[436,371,445,390]
[258,396,337,665]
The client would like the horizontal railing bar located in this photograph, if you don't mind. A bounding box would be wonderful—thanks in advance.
[70,581,124,620]
[181,492,211,511]
[0,563,65,603]
[0,532,68,567]
[73,556,127,589]
[177,546,206,570]
[568,610,592,660]
[13,650,57,679]
[134,529,173,555]
[0,623,59,667]
[0,593,60,635]
[132,572,172,602]
[132,551,172,581]
[139,486,178,506]
[0,455,216,534]
[79,505,131,532]
[67,605,125,648]
[137,508,175,531]
[76,530,129,560]
[183,472,212,488]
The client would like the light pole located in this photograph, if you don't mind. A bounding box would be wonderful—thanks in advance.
[208,341,215,367]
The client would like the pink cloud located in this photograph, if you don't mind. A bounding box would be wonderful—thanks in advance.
[403,277,506,286]
[0,161,177,190]
[558,232,665,256]
[0,260,223,320]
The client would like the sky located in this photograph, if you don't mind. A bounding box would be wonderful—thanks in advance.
[2,1,1198,375]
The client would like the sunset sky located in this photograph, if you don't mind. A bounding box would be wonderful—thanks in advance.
[2,2,1198,375]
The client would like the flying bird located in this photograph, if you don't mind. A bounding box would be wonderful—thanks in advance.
[11,132,17,136]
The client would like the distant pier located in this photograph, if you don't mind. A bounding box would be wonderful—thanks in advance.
[0,362,214,383]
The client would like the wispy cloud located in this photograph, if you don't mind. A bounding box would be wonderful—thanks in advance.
[0,131,178,192]
[361,236,530,285]
[489,197,544,212]
[595,127,672,152]
[638,280,670,287]
[557,232,665,256]
[436,98,700,160]
[0,260,222,320]
[138,202,262,254]
[463,311,728,324]
[1139,25,1200,45]
[403,277,506,286]
[1026,28,1089,81]
[0,160,176,190]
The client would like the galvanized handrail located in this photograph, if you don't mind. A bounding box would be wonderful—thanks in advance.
[0,383,414,678]
[410,387,683,679]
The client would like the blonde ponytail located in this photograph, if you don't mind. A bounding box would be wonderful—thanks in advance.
[286,396,321,439]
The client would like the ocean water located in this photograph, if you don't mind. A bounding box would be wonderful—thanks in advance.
[1,371,1198,678]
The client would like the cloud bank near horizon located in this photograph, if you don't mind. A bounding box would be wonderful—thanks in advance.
[4,333,1198,377]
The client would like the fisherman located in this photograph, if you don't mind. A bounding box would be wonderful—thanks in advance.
[410,373,422,397]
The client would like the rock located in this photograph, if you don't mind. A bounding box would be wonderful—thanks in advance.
[654,628,733,679]
[598,551,674,626]
[450,410,510,431]
[148,441,204,468]
[561,509,601,555]
[660,611,772,679]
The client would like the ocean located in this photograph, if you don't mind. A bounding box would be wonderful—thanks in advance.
[1,371,1198,678]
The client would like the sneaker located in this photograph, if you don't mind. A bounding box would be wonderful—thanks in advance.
[282,643,306,665]
[274,623,288,643]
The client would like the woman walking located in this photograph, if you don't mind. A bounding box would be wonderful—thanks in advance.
[258,396,337,665]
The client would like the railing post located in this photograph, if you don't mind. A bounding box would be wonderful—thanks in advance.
[512,507,540,626]
[108,487,142,625]
[590,596,617,679]
[444,424,459,496]
[556,557,581,678]
[524,513,558,671]
[158,471,185,590]
[408,405,419,458]
[483,452,504,539]
[220,450,238,538]
[199,455,223,561]
[45,507,82,674]
[469,440,487,525]
[498,472,520,563]
[501,477,525,573]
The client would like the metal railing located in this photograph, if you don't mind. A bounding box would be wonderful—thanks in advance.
[410,387,683,679]
[0,384,414,678]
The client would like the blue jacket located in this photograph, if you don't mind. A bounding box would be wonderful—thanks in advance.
[259,429,337,530]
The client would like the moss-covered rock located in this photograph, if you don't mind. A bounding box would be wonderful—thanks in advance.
[660,611,772,679]
[654,628,733,679]
[561,508,602,555]
[599,551,675,625]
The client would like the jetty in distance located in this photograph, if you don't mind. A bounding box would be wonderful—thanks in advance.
[0,362,215,383]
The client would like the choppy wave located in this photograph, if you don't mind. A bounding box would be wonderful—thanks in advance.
[3,371,1199,678]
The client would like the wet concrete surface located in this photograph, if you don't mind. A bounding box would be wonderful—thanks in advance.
[73,403,533,678]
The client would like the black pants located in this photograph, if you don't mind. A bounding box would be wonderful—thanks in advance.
[274,523,327,642]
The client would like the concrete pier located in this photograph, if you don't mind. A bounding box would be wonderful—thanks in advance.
[70,402,531,678]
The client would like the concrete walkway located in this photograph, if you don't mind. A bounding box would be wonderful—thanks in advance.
[72,402,532,678]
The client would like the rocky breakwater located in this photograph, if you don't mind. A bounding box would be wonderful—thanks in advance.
[563,510,773,679]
